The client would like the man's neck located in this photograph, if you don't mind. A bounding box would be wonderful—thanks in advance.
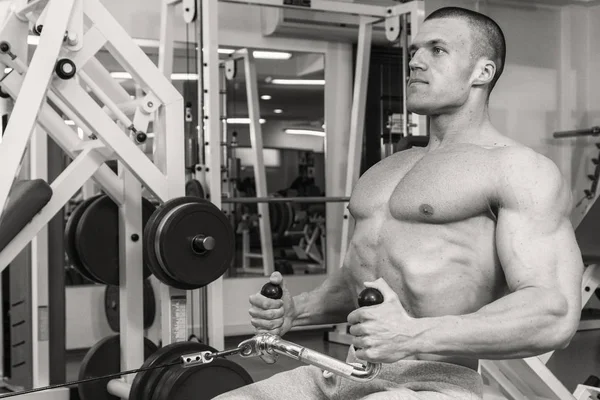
[427,102,492,148]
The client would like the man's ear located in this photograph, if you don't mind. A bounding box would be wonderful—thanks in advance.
[472,59,496,87]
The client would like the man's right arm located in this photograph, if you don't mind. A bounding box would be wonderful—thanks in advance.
[291,266,356,327]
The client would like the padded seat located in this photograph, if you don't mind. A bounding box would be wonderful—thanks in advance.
[0,179,53,252]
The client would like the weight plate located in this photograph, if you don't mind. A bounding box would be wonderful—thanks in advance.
[65,195,103,283]
[153,358,253,400]
[155,199,234,288]
[104,279,156,332]
[185,179,205,198]
[129,341,215,400]
[143,198,200,290]
[268,201,282,240]
[279,202,294,238]
[75,195,156,285]
[78,335,158,400]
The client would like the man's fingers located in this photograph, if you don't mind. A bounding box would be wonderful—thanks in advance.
[249,293,284,309]
[269,271,283,285]
[251,317,283,331]
[348,323,366,337]
[249,307,284,320]
[347,308,371,325]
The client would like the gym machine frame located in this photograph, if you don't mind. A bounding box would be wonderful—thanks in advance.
[0,0,217,396]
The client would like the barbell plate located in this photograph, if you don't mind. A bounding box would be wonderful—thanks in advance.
[185,179,205,198]
[129,341,216,400]
[65,195,103,284]
[104,279,156,333]
[75,195,156,285]
[143,198,202,290]
[78,335,158,400]
[149,197,235,289]
[153,358,253,400]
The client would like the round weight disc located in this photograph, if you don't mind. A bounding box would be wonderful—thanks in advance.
[156,199,234,288]
[143,198,200,290]
[65,195,103,283]
[104,279,156,332]
[185,179,205,198]
[129,341,215,400]
[75,195,156,285]
[78,335,158,400]
[153,358,253,400]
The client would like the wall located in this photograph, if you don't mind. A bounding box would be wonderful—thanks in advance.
[424,1,562,160]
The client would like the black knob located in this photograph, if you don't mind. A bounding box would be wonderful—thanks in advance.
[0,42,10,53]
[358,288,384,307]
[261,282,282,299]
[135,132,147,143]
[55,59,76,80]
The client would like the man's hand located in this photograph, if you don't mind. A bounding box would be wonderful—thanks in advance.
[347,278,422,363]
[248,272,297,336]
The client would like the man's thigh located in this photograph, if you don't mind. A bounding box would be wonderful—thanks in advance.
[213,366,337,400]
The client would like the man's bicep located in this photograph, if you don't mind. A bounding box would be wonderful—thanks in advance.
[496,208,583,299]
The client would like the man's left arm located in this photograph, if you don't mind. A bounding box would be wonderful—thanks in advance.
[349,150,584,361]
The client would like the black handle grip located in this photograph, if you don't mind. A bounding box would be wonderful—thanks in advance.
[261,282,283,299]
[358,288,384,307]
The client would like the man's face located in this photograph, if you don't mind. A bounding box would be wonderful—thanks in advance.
[406,17,477,115]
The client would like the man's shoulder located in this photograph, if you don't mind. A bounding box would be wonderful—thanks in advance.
[489,145,571,212]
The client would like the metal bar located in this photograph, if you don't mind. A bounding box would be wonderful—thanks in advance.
[0,0,75,224]
[402,14,408,136]
[78,71,134,129]
[202,0,225,351]
[107,379,131,399]
[243,50,275,277]
[553,127,600,138]
[53,79,169,202]
[340,18,373,262]
[220,0,391,18]
[222,196,350,203]
[118,166,144,383]
[84,0,182,105]
[30,126,49,388]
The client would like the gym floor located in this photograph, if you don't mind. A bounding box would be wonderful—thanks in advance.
[61,327,600,396]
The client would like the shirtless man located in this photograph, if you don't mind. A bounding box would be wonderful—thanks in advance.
[215,6,584,400]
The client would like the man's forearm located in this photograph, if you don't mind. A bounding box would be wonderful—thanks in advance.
[414,287,577,360]
[291,269,356,327]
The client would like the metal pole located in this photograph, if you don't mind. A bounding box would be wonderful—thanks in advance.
[553,127,600,138]
[222,196,350,204]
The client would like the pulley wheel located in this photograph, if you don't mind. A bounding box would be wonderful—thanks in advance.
[152,358,253,400]
[129,341,215,400]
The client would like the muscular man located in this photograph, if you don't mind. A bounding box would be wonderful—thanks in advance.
[216,6,583,400]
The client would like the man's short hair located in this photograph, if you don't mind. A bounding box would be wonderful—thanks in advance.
[425,7,506,94]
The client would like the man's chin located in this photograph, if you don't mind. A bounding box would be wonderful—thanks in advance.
[406,104,431,115]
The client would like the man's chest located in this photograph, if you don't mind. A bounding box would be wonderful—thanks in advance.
[349,147,499,223]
